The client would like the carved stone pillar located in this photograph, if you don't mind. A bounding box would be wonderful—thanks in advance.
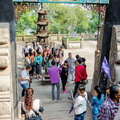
[109,25,120,86]
[0,23,14,120]
[0,0,17,119]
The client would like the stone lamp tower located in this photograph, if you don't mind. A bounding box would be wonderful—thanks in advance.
[36,5,49,46]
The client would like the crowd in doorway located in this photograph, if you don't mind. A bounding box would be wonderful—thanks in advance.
[20,42,120,120]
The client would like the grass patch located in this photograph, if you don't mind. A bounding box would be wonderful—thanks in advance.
[63,37,82,41]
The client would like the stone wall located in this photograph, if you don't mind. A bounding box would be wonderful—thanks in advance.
[91,26,104,94]
[0,23,14,119]
[109,25,120,86]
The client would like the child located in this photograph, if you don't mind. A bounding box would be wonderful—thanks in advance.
[81,57,86,68]
[74,85,87,120]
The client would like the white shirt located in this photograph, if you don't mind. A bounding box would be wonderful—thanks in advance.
[22,46,31,55]
[35,45,42,51]
[74,92,87,115]
[22,99,42,118]
[20,70,29,84]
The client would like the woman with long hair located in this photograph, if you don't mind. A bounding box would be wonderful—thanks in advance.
[28,48,35,76]
[60,60,68,93]
[21,88,44,120]
[44,50,51,74]
[91,86,104,120]
[34,52,42,79]
[48,54,55,68]
[24,53,31,67]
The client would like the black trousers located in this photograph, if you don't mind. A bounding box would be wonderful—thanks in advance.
[61,76,67,90]
[29,64,34,76]
[73,81,81,98]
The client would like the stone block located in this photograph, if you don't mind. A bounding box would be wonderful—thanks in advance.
[0,57,9,68]
[116,52,120,63]
[0,76,10,92]
[0,48,9,56]
[0,102,11,115]
[0,28,9,45]
[115,64,120,84]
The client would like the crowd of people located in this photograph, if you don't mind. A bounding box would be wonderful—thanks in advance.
[20,42,120,120]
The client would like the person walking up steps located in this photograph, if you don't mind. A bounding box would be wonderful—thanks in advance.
[48,60,61,101]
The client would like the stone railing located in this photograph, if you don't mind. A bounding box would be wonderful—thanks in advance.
[62,37,84,49]
[16,33,96,42]
[16,34,36,42]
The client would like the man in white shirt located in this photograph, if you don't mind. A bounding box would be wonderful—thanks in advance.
[66,52,75,82]
[22,42,31,57]
[74,85,87,120]
[35,42,42,51]
[20,65,31,97]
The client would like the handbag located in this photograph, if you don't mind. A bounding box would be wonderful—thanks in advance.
[26,109,42,120]
[82,79,88,85]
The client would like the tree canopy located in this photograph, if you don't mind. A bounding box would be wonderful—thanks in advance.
[16,3,99,35]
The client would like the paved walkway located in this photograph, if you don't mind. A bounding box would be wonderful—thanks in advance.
[17,40,96,120]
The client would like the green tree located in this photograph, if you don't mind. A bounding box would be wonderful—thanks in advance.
[16,10,37,35]
[44,4,92,34]
[87,13,99,33]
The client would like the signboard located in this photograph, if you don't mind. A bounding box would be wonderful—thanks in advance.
[13,0,109,4]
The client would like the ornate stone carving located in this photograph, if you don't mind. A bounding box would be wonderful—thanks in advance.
[0,49,9,56]
[91,25,104,94]
[109,25,120,85]
[0,57,9,68]
[0,28,9,45]
[0,23,12,119]
[0,76,10,92]
[0,102,11,115]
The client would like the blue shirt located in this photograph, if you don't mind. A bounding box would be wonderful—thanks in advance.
[34,55,42,64]
[91,94,104,115]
